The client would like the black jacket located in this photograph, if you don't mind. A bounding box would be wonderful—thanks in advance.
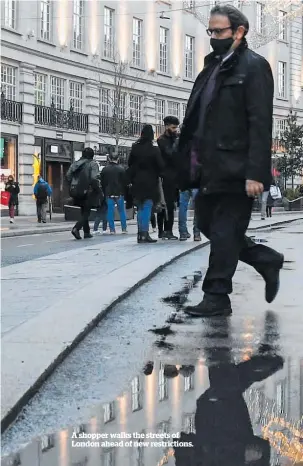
[157,133,179,185]
[5,181,20,205]
[178,42,273,193]
[66,157,100,208]
[101,163,127,197]
[128,141,164,204]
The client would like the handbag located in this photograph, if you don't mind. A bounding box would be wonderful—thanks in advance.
[270,185,281,200]
[1,191,11,206]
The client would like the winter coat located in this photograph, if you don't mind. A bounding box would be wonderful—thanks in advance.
[178,41,273,194]
[101,163,127,198]
[266,191,275,208]
[33,178,52,203]
[5,181,20,205]
[157,133,179,185]
[66,157,100,208]
[128,141,164,204]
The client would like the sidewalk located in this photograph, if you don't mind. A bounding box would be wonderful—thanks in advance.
[1,210,303,238]
[1,214,302,431]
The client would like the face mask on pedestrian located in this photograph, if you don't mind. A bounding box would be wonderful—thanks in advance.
[210,36,234,55]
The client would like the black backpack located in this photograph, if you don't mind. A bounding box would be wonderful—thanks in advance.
[36,183,48,201]
[69,161,91,199]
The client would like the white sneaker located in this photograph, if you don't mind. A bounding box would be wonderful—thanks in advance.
[92,230,101,236]
[10,218,14,224]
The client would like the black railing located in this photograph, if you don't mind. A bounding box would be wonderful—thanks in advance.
[99,115,144,138]
[35,101,88,132]
[1,92,23,123]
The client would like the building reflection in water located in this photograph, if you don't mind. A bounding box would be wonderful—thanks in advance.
[2,313,303,466]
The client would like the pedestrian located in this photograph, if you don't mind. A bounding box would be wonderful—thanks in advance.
[157,116,179,240]
[150,212,157,232]
[5,175,19,223]
[101,153,128,234]
[66,147,101,240]
[128,124,164,243]
[33,175,52,224]
[177,4,284,317]
[92,179,108,235]
[266,191,274,218]
[260,190,269,220]
[178,188,201,241]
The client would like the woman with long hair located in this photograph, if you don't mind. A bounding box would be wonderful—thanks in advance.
[128,125,164,243]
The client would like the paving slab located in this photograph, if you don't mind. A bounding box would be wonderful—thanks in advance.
[1,213,303,432]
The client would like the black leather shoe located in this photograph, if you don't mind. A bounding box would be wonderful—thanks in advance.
[162,231,178,240]
[137,232,143,243]
[71,227,81,240]
[185,293,232,317]
[179,233,188,241]
[260,254,284,303]
[84,233,93,239]
[141,232,157,243]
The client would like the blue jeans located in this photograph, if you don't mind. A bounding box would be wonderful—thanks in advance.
[137,200,153,232]
[107,196,127,232]
[178,189,200,235]
[93,205,108,232]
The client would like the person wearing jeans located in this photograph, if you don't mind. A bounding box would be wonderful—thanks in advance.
[179,189,201,241]
[138,200,153,236]
[93,200,108,235]
[107,195,127,234]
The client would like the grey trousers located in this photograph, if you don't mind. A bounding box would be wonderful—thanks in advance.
[37,201,47,222]
[260,191,269,219]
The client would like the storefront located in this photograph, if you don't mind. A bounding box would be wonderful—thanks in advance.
[34,137,84,213]
[0,134,18,215]
[98,144,131,168]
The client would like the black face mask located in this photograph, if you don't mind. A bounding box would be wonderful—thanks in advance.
[210,37,234,55]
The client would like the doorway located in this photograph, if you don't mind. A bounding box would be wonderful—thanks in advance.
[46,161,70,213]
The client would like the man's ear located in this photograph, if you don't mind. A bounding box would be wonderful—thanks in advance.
[235,25,246,41]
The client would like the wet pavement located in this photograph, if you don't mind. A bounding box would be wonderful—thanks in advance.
[2,221,303,466]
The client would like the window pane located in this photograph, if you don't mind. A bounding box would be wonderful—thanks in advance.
[34,73,47,105]
[133,18,143,67]
[256,3,264,34]
[69,81,83,112]
[159,27,169,73]
[278,10,287,41]
[278,61,286,98]
[104,7,114,59]
[4,0,16,29]
[73,0,84,49]
[168,101,180,118]
[51,76,65,108]
[155,99,165,124]
[40,0,50,40]
[185,35,194,79]
[1,64,16,100]
[129,94,142,122]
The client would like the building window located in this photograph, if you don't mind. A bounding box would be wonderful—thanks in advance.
[73,424,86,434]
[34,73,47,106]
[278,61,286,99]
[275,119,287,138]
[113,91,126,120]
[135,430,145,466]
[233,0,242,8]
[185,35,194,79]
[4,0,16,29]
[159,27,169,73]
[184,373,194,392]
[40,0,51,40]
[73,0,84,50]
[182,103,187,121]
[104,7,114,59]
[182,414,195,433]
[133,18,143,68]
[158,363,168,401]
[1,65,16,101]
[103,402,115,423]
[155,99,165,124]
[278,10,287,41]
[168,101,180,118]
[41,434,55,452]
[276,381,286,414]
[256,3,264,34]
[183,1,196,12]
[69,81,83,112]
[131,376,142,411]
[103,448,115,466]
[100,88,110,117]
[129,94,142,122]
[51,76,65,109]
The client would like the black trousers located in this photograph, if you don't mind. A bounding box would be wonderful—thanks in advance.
[157,180,176,233]
[74,206,91,234]
[150,213,157,229]
[195,192,282,295]
[266,206,273,217]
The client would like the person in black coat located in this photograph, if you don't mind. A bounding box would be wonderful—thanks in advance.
[5,175,19,223]
[128,124,164,243]
[178,4,283,318]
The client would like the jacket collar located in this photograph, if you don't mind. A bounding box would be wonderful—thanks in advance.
[204,40,247,72]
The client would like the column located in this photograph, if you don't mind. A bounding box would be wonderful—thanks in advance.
[143,92,156,125]
[18,63,36,216]
[85,79,100,149]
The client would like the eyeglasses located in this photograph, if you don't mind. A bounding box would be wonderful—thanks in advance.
[206,26,232,36]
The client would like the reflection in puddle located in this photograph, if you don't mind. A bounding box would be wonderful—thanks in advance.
[2,314,302,466]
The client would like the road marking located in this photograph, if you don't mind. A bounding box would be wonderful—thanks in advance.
[45,240,61,243]
[16,243,34,248]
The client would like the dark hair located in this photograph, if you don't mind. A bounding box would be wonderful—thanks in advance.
[137,124,154,144]
[163,115,180,126]
[210,4,249,35]
[82,147,95,159]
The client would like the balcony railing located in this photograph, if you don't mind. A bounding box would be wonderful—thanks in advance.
[1,92,22,123]
[35,101,88,132]
[99,115,145,138]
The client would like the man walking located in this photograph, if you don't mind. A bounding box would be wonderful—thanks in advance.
[34,175,52,223]
[101,153,128,234]
[157,116,179,240]
[66,147,101,240]
[178,188,201,241]
[178,4,284,317]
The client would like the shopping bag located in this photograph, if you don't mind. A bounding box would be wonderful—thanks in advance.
[1,191,10,206]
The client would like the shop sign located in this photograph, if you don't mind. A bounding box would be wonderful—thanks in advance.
[56,131,63,139]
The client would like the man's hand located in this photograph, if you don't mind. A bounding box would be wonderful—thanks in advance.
[246,180,264,197]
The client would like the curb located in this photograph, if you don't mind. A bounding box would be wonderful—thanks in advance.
[1,216,301,432]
